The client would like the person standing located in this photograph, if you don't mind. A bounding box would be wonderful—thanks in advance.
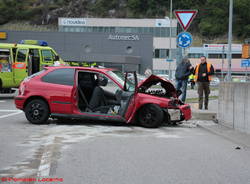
[175,58,193,102]
[194,56,214,110]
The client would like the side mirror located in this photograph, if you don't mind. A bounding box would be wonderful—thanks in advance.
[176,89,182,97]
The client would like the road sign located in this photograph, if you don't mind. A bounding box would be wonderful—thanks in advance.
[166,59,174,62]
[241,59,250,67]
[177,32,192,48]
[174,10,198,31]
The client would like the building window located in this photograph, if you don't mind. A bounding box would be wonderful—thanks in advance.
[154,49,160,58]
[69,26,174,37]
[232,54,241,58]
[92,27,98,32]
[208,53,226,59]
[188,53,204,58]
[154,27,161,37]
[154,49,169,58]
[171,27,177,37]
[110,27,115,33]
[153,70,168,75]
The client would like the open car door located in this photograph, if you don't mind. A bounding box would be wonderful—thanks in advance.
[121,71,138,121]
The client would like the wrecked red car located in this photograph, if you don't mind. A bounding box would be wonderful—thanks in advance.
[15,66,191,128]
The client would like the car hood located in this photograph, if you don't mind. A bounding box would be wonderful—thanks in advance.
[138,75,177,96]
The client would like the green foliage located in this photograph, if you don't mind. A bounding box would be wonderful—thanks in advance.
[0,0,250,40]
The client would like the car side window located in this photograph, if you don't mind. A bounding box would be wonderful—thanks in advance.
[17,49,28,62]
[41,50,53,63]
[42,68,75,86]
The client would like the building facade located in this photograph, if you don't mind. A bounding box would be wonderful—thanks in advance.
[1,30,153,74]
[187,44,246,74]
[58,17,178,75]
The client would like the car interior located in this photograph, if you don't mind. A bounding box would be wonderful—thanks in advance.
[77,71,133,116]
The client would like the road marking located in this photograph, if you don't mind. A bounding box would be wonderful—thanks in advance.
[0,110,21,112]
[0,111,22,119]
[37,137,55,177]
[37,151,52,177]
[0,100,6,102]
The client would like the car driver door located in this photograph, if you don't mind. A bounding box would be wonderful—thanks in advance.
[121,71,138,121]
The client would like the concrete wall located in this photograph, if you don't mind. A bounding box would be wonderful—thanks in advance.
[218,82,250,134]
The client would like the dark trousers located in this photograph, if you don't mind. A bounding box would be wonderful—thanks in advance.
[197,82,210,109]
[176,79,188,102]
[89,86,106,109]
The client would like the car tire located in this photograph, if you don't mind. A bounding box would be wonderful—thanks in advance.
[137,104,164,128]
[24,99,50,124]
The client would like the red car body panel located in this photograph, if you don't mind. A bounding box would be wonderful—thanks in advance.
[15,66,192,125]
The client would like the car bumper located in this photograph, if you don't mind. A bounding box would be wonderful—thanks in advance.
[179,104,192,120]
[14,96,25,110]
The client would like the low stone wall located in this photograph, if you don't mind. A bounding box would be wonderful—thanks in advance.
[218,82,250,134]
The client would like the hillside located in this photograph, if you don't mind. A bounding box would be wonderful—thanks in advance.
[0,0,249,44]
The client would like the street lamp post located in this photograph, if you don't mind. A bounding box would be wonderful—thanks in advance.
[227,0,233,81]
[169,0,173,79]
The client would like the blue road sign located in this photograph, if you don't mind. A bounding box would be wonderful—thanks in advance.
[166,59,174,62]
[177,32,192,48]
[241,59,250,67]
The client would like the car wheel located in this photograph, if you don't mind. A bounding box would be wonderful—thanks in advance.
[137,104,164,128]
[24,99,50,124]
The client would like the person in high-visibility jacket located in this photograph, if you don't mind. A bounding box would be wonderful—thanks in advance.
[189,74,195,89]
[193,56,214,110]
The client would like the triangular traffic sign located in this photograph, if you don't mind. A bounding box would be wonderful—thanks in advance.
[174,10,198,31]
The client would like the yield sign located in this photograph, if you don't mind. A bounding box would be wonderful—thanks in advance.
[174,10,198,31]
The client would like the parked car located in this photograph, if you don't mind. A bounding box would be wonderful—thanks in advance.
[210,77,220,86]
[15,67,191,128]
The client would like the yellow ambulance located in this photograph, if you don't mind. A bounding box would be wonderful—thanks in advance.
[0,40,65,93]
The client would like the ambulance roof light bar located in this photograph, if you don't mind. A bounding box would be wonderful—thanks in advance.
[19,40,48,46]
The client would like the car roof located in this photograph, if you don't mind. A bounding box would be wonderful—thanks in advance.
[45,66,116,73]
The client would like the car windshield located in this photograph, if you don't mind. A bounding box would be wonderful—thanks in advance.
[107,70,135,92]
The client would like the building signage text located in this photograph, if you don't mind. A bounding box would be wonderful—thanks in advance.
[108,34,140,41]
[59,18,86,26]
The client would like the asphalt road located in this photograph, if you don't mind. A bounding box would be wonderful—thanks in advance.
[1,94,250,184]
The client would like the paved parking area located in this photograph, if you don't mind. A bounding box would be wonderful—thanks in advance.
[1,93,250,184]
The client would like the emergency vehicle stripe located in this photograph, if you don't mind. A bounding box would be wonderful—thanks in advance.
[12,63,26,69]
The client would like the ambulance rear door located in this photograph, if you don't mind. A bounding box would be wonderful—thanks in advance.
[13,48,28,86]
[0,48,14,88]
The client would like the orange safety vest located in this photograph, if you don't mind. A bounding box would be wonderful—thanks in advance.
[194,63,212,82]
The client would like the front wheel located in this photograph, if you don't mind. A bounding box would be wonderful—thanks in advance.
[24,99,50,124]
[137,104,164,128]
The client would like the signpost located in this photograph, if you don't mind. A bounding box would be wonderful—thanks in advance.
[174,10,197,61]
[177,32,192,48]
[174,10,198,31]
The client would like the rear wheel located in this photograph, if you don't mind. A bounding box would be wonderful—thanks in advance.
[137,104,164,128]
[24,99,50,124]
